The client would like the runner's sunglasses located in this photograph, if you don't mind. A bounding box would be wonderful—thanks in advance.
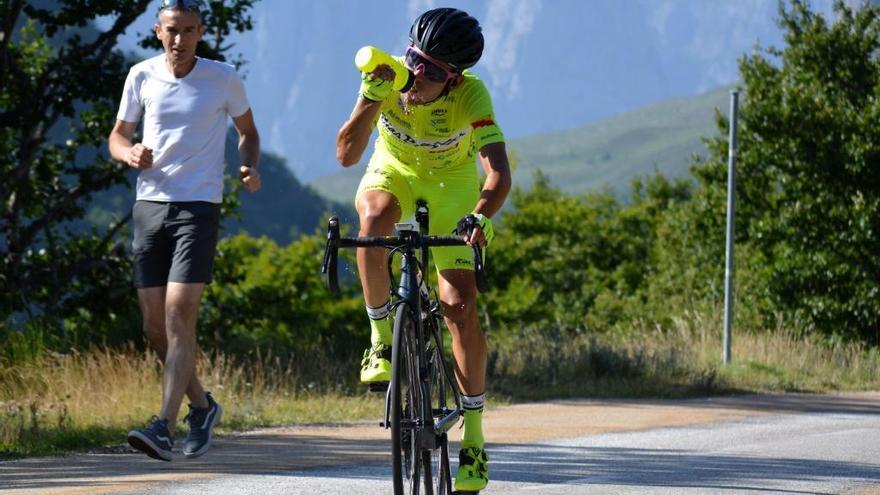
[404,45,458,83]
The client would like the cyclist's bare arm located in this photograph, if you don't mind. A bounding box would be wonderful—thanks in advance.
[336,97,383,167]
[108,120,153,170]
[474,141,512,217]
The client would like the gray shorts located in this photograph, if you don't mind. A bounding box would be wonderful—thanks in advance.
[132,200,222,288]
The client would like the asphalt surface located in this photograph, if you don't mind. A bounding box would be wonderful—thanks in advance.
[2,393,879,495]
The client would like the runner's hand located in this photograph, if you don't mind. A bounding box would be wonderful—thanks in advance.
[239,165,261,193]
[127,144,153,170]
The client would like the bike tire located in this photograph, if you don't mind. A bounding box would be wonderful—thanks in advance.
[391,305,423,495]
[426,328,452,495]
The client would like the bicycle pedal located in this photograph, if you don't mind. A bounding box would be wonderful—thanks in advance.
[367,381,389,393]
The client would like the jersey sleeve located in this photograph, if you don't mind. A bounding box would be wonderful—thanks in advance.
[226,70,250,118]
[116,67,144,123]
[461,75,505,149]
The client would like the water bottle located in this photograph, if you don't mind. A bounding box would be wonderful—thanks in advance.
[354,46,414,92]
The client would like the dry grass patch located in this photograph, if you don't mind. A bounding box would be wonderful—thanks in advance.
[0,347,382,458]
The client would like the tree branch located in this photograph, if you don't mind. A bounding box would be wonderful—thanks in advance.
[86,0,152,59]
[12,165,122,265]
[0,0,24,94]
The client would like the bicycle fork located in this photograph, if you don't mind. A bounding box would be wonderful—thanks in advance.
[382,251,425,432]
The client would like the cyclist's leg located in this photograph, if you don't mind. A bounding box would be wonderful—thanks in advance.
[356,189,400,307]
[438,270,489,491]
[425,168,489,490]
[423,164,484,397]
[354,162,415,383]
[437,270,486,416]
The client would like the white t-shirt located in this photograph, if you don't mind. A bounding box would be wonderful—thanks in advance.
[116,55,250,203]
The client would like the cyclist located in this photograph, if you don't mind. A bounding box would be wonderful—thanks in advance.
[336,7,511,492]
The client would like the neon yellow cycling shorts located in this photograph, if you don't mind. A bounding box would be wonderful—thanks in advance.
[355,158,479,272]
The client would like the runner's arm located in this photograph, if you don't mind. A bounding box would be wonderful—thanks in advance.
[232,109,261,192]
[108,120,153,169]
[232,109,260,169]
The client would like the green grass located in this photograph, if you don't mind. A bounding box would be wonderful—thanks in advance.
[3,314,879,458]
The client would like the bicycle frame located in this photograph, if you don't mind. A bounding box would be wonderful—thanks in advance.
[321,201,487,495]
[385,209,461,446]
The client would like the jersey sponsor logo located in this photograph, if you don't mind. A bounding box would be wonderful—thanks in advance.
[386,108,413,129]
[431,108,447,116]
[472,118,495,129]
[380,115,467,151]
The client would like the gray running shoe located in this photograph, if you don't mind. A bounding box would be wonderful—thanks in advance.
[182,392,223,459]
[127,416,174,461]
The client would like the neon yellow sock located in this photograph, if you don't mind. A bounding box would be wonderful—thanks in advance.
[370,317,392,347]
[461,408,484,449]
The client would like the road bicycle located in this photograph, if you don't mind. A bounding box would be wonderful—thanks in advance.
[322,200,487,495]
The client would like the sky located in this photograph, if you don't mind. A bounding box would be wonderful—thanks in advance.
[103,0,849,182]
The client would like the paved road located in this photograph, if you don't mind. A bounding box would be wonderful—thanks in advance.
[2,393,879,495]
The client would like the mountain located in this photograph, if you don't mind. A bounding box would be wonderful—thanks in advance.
[108,0,836,183]
[310,85,731,202]
[511,85,732,197]
[221,134,355,243]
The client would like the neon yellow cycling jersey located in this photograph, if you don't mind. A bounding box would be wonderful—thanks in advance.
[370,68,505,176]
[356,68,504,272]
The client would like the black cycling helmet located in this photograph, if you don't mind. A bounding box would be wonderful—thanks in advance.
[409,8,484,71]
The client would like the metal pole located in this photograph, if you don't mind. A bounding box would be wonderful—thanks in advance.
[723,90,739,365]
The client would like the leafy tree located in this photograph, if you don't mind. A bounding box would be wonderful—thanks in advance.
[0,1,258,345]
[485,172,690,336]
[693,0,880,341]
[200,232,364,367]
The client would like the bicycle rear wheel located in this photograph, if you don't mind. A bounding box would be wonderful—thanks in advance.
[391,305,424,495]
[428,432,451,495]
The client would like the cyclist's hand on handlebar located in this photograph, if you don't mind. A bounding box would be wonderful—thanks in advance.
[360,66,395,102]
[127,143,153,170]
[456,213,495,247]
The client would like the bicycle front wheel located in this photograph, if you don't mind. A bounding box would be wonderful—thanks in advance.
[426,322,453,495]
[391,304,424,495]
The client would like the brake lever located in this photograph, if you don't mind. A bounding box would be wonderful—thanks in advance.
[322,217,340,296]
[472,244,488,293]
[456,215,488,292]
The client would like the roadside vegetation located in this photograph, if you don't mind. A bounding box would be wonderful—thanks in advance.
[4,320,879,458]
[2,1,879,458]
